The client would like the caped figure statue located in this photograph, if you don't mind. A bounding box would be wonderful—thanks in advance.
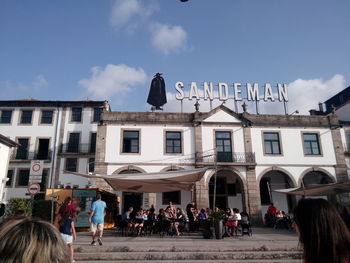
[147,72,167,110]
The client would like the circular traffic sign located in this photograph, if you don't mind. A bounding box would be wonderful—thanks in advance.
[32,163,41,172]
[27,183,41,195]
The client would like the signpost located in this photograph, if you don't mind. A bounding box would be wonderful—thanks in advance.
[29,160,44,184]
[27,183,40,196]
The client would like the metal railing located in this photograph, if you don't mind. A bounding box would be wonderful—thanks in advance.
[10,150,53,161]
[195,149,255,164]
[59,143,96,154]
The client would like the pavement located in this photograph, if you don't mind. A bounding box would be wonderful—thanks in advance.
[73,227,301,262]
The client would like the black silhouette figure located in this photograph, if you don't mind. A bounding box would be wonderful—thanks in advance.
[147,73,167,110]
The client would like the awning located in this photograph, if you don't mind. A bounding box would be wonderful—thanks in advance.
[65,168,207,193]
[274,180,350,196]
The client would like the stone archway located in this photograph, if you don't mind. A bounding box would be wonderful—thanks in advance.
[116,168,144,213]
[207,168,246,212]
[300,169,335,187]
[259,169,296,214]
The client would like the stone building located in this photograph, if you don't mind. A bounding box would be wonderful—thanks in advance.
[92,104,348,222]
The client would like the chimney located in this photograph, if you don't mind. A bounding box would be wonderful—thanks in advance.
[318,102,324,112]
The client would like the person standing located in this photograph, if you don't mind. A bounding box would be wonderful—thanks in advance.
[59,210,77,262]
[293,198,350,263]
[88,194,107,246]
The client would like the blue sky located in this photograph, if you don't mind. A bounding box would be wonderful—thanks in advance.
[0,0,349,114]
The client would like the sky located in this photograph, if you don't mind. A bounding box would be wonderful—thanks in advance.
[0,0,349,115]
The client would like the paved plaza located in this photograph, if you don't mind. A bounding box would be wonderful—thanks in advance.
[73,227,301,262]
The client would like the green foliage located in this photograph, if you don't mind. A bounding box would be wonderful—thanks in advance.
[32,200,52,221]
[200,219,213,229]
[209,211,226,220]
[5,198,32,217]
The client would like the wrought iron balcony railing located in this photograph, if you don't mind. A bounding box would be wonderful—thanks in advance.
[10,150,53,161]
[59,143,96,154]
[195,149,255,164]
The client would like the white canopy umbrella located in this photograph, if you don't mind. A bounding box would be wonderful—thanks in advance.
[274,180,350,196]
[65,168,207,193]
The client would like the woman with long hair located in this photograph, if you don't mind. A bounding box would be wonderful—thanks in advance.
[293,198,350,263]
[0,216,70,263]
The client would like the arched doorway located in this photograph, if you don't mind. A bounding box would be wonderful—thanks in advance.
[259,170,295,214]
[302,170,334,186]
[119,169,143,213]
[208,169,245,211]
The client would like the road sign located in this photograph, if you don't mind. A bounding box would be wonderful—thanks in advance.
[27,183,41,195]
[30,160,44,176]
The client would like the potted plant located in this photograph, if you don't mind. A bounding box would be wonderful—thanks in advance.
[209,211,226,239]
[200,219,213,239]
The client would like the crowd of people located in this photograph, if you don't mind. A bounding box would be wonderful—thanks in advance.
[0,197,350,263]
[116,202,251,238]
[264,203,293,229]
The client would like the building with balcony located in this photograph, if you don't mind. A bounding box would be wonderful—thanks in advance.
[92,104,347,222]
[0,99,110,201]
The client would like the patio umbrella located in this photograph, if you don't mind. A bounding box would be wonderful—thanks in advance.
[274,180,350,196]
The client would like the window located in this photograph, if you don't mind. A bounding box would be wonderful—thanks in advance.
[0,110,12,123]
[71,107,82,122]
[122,130,139,153]
[17,170,30,186]
[162,191,181,205]
[65,158,78,172]
[303,133,321,155]
[264,132,281,155]
[6,170,13,186]
[260,178,272,205]
[215,131,232,162]
[41,110,53,124]
[166,131,182,153]
[90,133,96,153]
[345,130,350,151]
[67,133,80,153]
[93,107,103,122]
[16,138,29,159]
[88,158,95,172]
[37,138,50,160]
[20,110,33,124]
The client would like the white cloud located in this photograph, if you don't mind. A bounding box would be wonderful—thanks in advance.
[150,23,188,55]
[258,74,346,115]
[32,75,48,90]
[78,64,147,102]
[0,75,48,99]
[109,0,158,33]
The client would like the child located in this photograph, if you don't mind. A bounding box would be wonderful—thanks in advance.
[59,210,77,263]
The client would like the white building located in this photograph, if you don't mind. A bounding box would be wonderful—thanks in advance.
[0,99,109,201]
[92,104,348,222]
[0,135,18,203]
[322,85,350,177]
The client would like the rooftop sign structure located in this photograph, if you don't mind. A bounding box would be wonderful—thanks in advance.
[174,82,289,113]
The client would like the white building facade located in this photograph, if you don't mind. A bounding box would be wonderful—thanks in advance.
[0,135,18,203]
[0,100,109,201]
[92,105,348,222]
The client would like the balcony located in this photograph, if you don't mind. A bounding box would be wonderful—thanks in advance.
[195,149,256,166]
[10,150,52,161]
[59,143,96,154]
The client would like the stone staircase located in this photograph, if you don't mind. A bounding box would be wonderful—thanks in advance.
[74,229,302,262]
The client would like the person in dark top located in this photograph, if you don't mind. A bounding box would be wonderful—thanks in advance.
[186,202,195,231]
[59,210,77,262]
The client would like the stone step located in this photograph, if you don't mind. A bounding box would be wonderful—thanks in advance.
[77,260,301,263]
[74,251,302,261]
[75,244,299,253]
